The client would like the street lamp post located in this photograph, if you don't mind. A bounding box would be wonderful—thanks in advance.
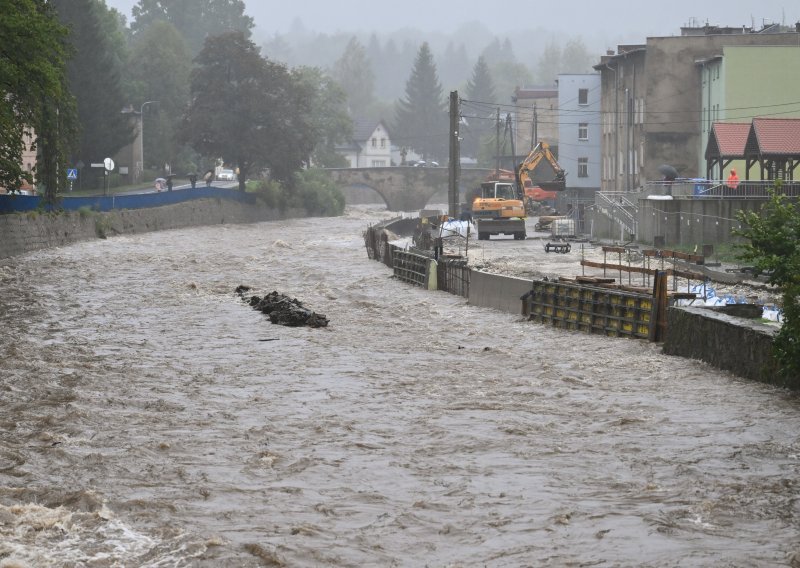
[138,101,158,183]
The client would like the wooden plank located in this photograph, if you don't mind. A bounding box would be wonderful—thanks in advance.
[642,249,704,263]
[581,260,657,275]
[671,268,705,280]
[648,271,663,342]
[575,276,617,284]
[669,292,699,300]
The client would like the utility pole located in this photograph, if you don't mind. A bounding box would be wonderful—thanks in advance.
[531,104,538,151]
[448,91,461,219]
[507,113,520,199]
[495,107,501,173]
[139,100,158,183]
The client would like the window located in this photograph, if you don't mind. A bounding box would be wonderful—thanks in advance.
[380,138,386,148]
[578,88,588,105]
[371,160,386,167]
[578,123,588,140]
[371,137,377,148]
[578,157,589,178]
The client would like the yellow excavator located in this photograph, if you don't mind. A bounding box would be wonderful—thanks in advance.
[470,142,567,240]
[471,173,527,240]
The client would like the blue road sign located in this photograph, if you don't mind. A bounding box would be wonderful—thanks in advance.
[67,168,78,180]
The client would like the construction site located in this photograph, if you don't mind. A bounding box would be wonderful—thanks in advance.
[364,210,789,387]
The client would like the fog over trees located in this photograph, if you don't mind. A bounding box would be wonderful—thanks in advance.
[259,20,597,108]
[257,21,596,162]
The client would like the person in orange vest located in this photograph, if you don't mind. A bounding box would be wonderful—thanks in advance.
[726,168,740,190]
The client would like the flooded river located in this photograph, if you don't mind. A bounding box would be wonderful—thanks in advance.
[1,206,799,567]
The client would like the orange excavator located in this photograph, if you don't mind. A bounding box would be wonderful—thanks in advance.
[516,141,566,214]
[468,112,566,240]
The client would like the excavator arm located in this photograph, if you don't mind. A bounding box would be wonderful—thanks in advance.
[516,142,567,192]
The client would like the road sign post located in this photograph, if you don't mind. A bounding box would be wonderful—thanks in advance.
[66,168,77,192]
[103,158,115,196]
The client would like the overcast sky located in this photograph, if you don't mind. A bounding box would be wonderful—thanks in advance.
[105,0,798,40]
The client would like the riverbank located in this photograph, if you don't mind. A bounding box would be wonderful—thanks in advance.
[372,212,793,388]
[0,198,305,259]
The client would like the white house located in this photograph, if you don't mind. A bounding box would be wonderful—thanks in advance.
[338,119,392,168]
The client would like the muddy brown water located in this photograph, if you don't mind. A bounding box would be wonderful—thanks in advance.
[1,206,799,567]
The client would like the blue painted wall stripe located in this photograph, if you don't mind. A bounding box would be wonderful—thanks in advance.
[0,186,256,214]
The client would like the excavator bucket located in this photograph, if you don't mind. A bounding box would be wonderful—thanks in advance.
[537,179,567,192]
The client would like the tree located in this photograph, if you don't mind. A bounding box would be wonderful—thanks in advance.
[52,0,135,184]
[462,56,497,160]
[294,67,352,168]
[481,38,516,67]
[131,0,253,56]
[331,37,375,115]
[393,43,447,162]
[561,38,594,74]
[536,41,562,85]
[127,20,192,172]
[440,41,470,90]
[181,32,314,189]
[735,187,800,383]
[491,61,533,105]
[262,33,294,64]
[0,0,76,203]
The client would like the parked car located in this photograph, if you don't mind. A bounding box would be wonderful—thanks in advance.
[216,169,236,181]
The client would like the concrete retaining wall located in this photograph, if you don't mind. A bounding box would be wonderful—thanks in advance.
[663,306,789,387]
[637,197,765,247]
[365,219,792,389]
[0,198,304,259]
[468,270,531,314]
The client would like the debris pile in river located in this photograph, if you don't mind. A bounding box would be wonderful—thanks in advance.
[235,285,329,328]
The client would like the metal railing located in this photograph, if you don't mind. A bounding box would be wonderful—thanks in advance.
[645,179,800,199]
[595,191,638,238]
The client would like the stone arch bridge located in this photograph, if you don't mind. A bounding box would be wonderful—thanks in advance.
[326,167,494,211]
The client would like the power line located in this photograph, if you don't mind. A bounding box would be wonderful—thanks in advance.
[461,105,800,127]
[462,96,800,118]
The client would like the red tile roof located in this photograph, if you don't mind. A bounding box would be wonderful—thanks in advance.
[750,117,800,155]
[707,122,750,158]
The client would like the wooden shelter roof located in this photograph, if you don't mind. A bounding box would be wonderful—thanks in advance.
[705,122,750,159]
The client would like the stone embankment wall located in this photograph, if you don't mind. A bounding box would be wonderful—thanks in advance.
[663,306,789,387]
[0,198,303,259]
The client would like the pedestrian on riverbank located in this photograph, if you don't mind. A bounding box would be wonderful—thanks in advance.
[727,168,740,190]
[188,173,197,189]
[204,170,213,187]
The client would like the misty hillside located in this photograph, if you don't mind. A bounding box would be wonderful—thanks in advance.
[255,19,606,105]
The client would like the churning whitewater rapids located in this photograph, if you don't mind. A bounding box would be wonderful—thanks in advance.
[1,205,800,567]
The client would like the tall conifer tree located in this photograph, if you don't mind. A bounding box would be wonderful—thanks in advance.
[393,43,447,161]
[463,56,497,160]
